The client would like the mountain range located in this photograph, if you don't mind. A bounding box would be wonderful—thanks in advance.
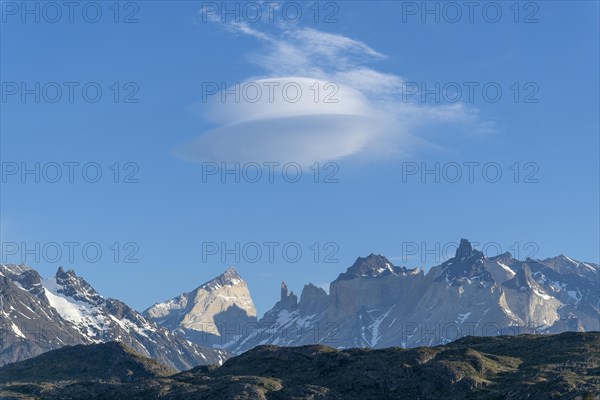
[0,264,228,370]
[144,239,600,354]
[1,239,598,369]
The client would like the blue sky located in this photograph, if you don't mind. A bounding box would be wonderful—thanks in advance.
[1,1,598,315]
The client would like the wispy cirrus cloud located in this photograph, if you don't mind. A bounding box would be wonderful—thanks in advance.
[178,17,489,166]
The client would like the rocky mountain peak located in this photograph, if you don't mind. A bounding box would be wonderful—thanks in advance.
[55,266,80,282]
[52,267,102,305]
[298,283,328,315]
[455,239,473,258]
[541,255,598,278]
[335,254,400,281]
[200,267,243,292]
[223,267,241,279]
[434,239,490,285]
[0,264,31,277]
[279,281,298,311]
[144,268,256,344]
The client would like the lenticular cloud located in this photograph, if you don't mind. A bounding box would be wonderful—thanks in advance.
[178,77,394,166]
[178,23,485,166]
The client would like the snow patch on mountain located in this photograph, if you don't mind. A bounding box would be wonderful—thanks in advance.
[498,262,516,277]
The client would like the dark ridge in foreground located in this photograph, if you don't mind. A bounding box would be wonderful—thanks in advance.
[0,342,177,383]
[1,332,599,400]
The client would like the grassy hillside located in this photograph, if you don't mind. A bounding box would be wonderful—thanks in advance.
[1,332,598,399]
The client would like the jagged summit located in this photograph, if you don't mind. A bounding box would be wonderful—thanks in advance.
[144,268,256,343]
[55,267,83,283]
[0,263,31,276]
[223,267,241,278]
[452,239,485,260]
[199,267,243,292]
[48,266,104,305]
[279,281,298,311]
[56,266,75,275]
[455,238,473,258]
[335,253,402,281]
[281,281,290,299]
[433,239,491,285]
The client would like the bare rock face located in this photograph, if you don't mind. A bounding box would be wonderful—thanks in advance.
[278,281,298,311]
[298,284,328,316]
[329,255,423,319]
[0,264,229,371]
[144,268,257,348]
